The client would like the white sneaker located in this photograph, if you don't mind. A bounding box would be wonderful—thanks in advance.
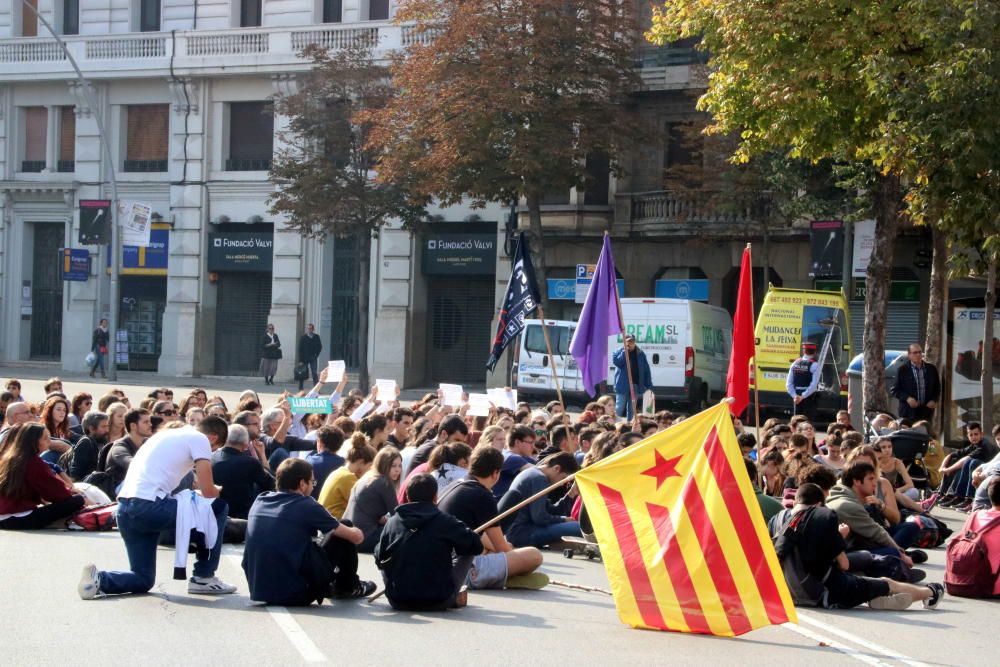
[868,592,913,610]
[188,576,237,595]
[78,564,103,600]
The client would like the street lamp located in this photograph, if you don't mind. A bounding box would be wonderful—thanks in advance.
[21,0,122,380]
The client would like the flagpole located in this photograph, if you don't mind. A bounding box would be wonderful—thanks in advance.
[748,242,761,435]
[536,306,565,410]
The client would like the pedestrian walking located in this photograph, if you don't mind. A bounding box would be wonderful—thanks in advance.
[259,324,282,386]
[90,319,109,378]
[297,323,323,390]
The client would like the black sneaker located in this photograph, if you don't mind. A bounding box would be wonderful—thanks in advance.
[907,568,927,584]
[334,580,377,599]
[923,582,945,609]
[906,549,929,564]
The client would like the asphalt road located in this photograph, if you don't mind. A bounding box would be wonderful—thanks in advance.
[2,369,996,665]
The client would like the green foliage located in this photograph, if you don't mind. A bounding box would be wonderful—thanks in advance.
[268,42,427,239]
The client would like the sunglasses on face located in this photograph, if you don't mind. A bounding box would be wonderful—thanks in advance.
[158,410,178,416]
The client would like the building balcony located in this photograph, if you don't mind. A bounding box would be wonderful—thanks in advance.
[0,22,436,81]
[20,160,45,172]
[225,158,272,172]
[635,45,709,92]
[613,190,774,235]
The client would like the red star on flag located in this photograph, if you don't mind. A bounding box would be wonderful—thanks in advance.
[642,450,683,490]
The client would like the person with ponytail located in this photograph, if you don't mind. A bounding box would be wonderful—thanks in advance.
[0,423,85,529]
[318,433,376,519]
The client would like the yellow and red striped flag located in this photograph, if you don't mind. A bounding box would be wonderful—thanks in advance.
[575,402,796,636]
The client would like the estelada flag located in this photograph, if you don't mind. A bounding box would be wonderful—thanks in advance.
[726,246,755,416]
[575,402,796,636]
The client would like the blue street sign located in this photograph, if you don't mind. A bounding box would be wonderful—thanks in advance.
[550,277,626,300]
[61,248,90,282]
[654,279,709,301]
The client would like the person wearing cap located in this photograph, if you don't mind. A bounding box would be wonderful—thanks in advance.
[786,342,822,421]
[612,334,652,422]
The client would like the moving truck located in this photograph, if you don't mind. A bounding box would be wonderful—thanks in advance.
[513,299,733,409]
[751,287,852,420]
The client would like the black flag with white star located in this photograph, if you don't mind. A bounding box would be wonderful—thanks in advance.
[486,233,542,371]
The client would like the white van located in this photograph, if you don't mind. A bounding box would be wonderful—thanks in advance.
[513,299,733,409]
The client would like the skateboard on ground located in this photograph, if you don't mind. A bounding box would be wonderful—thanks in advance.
[562,535,601,560]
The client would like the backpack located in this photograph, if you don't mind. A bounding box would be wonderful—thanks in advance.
[772,507,828,607]
[68,503,118,531]
[906,513,952,549]
[945,513,1000,598]
[81,470,118,500]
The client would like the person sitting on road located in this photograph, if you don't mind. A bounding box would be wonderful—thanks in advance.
[775,482,943,611]
[939,422,999,512]
[304,427,346,498]
[874,436,920,502]
[210,424,276,521]
[103,409,153,497]
[38,396,77,464]
[0,423,86,530]
[318,436,376,519]
[494,425,537,500]
[744,457,783,524]
[79,418,235,599]
[66,410,110,482]
[439,446,547,591]
[343,446,402,553]
[406,415,469,478]
[498,452,580,548]
[950,477,1000,597]
[426,442,472,497]
[375,473,483,611]
[814,432,846,472]
[759,449,786,498]
[826,461,921,567]
[243,458,376,605]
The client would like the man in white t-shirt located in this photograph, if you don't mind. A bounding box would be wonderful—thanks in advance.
[78,417,235,599]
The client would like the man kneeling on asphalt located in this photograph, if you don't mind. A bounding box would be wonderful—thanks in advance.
[243,458,376,605]
[775,483,944,611]
[375,473,482,611]
[439,446,547,590]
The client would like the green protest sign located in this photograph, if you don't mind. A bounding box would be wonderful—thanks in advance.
[288,396,332,414]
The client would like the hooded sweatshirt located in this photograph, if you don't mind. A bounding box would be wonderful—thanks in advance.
[374,501,482,610]
[825,483,894,549]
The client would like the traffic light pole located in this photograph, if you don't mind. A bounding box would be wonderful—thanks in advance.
[23,1,121,380]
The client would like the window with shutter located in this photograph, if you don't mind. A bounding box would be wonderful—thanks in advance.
[125,104,169,172]
[323,0,343,23]
[227,102,274,171]
[240,0,262,27]
[369,0,389,21]
[63,0,79,35]
[22,107,47,173]
[59,106,75,172]
[22,0,38,37]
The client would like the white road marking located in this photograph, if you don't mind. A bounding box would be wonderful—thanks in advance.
[224,551,327,664]
[782,622,893,667]
[796,612,931,667]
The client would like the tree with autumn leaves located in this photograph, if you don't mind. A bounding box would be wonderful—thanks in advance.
[649,0,999,415]
[365,0,640,305]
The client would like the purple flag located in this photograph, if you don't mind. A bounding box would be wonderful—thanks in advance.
[570,235,624,396]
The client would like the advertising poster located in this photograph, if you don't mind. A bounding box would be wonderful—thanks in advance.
[951,307,1000,428]
[852,219,876,278]
[119,201,153,247]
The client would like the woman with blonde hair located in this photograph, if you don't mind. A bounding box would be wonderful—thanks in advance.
[343,445,402,552]
[479,425,507,452]
[105,402,129,442]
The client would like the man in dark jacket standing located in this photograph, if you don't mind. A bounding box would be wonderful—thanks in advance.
[612,334,652,421]
[891,344,940,422]
[375,474,482,611]
[298,323,323,388]
[90,319,109,378]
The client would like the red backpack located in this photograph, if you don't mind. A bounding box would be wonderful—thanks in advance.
[69,503,118,531]
[945,513,1000,598]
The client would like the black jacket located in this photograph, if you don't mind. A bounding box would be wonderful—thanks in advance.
[91,327,109,352]
[374,502,482,610]
[211,447,276,520]
[68,435,104,481]
[261,333,282,360]
[298,333,323,361]
[891,360,940,418]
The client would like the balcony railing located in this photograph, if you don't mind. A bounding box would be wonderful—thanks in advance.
[123,159,168,173]
[225,158,272,171]
[621,190,772,228]
[57,160,75,172]
[20,160,45,172]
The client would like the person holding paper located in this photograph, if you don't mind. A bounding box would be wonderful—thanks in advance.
[297,324,323,389]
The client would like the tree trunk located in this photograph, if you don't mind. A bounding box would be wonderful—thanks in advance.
[525,192,549,309]
[923,226,947,368]
[861,173,902,415]
[356,231,372,392]
[981,255,996,435]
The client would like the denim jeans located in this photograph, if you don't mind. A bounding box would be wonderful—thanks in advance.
[93,350,106,374]
[509,520,581,548]
[615,392,635,421]
[307,359,319,384]
[99,496,228,595]
[945,458,982,498]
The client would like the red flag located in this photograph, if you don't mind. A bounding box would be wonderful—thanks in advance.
[726,247,755,416]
